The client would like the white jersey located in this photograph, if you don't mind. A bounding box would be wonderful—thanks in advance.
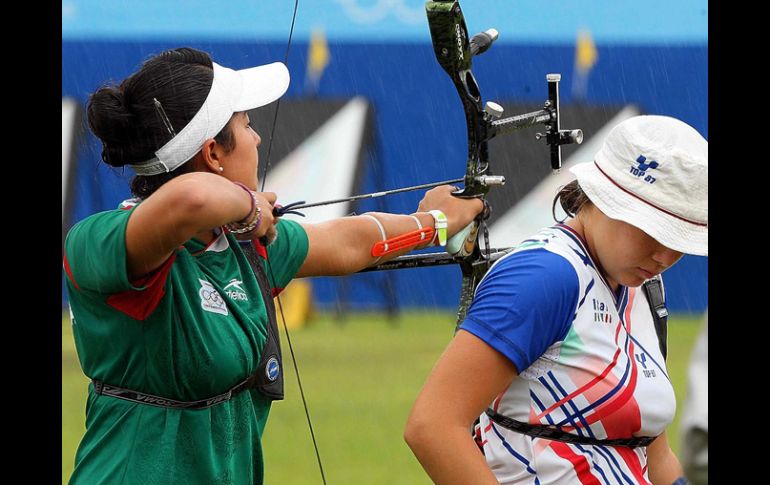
[459,224,675,484]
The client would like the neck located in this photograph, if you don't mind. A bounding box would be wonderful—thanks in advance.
[194,228,219,245]
[563,217,619,293]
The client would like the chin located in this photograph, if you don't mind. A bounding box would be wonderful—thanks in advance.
[620,275,645,288]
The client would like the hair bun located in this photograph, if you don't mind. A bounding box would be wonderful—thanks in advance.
[85,47,215,173]
[87,85,137,167]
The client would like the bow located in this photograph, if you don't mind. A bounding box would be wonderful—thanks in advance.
[362,0,583,327]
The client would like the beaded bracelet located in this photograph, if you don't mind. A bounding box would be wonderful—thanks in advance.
[226,182,262,234]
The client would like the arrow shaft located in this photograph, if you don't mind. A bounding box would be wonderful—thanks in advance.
[286,178,464,211]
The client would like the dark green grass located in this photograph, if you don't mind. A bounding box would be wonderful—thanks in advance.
[62,312,703,484]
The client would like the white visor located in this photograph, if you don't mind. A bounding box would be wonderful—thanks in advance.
[131,61,290,175]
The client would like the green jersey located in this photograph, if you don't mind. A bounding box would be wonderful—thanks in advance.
[64,205,309,485]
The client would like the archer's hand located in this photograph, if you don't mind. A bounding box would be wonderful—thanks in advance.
[417,185,484,236]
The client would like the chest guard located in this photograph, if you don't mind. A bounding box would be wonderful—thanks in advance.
[239,240,284,400]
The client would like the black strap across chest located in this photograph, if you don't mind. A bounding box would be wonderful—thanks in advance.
[485,408,657,448]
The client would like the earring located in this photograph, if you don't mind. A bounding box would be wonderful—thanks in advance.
[219,167,224,172]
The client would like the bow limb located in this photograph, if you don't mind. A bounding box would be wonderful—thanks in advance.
[426,0,498,326]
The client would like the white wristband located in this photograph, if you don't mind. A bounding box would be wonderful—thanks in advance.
[428,210,448,246]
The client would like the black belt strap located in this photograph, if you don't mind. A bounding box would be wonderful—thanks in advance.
[485,408,657,448]
[92,373,259,410]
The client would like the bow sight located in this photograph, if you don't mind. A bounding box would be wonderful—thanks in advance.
[425,0,583,180]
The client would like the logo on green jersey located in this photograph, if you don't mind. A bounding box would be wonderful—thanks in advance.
[199,279,228,316]
[224,279,249,302]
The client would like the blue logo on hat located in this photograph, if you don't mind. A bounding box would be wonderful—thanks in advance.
[266,356,280,382]
[629,155,658,184]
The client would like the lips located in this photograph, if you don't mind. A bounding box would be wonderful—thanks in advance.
[637,267,655,279]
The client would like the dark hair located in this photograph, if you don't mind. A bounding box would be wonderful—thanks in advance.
[552,180,592,222]
[87,47,236,198]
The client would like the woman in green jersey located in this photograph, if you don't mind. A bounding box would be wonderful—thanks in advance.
[63,47,483,485]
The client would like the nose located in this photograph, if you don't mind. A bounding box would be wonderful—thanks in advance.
[253,130,262,147]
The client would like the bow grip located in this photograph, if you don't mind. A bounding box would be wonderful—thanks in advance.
[447,220,479,256]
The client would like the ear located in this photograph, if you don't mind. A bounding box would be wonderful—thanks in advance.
[198,138,224,174]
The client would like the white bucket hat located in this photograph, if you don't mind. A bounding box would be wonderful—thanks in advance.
[131,61,290,176]
[569,115,708,256]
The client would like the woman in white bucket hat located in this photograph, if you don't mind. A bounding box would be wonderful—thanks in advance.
[406,115,707,485]
[64,47,483,485]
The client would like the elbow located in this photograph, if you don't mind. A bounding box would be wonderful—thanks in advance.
[404,411,432,455]
[175,178,210,212]
[177,193,210,233]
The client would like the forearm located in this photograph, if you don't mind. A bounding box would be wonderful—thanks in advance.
[405,332,519,485]
[406,424,498,485]
[649,452,684,485]
[298,211,436,277]
[164,173,254,233]
[125,173,255,277]
[298,184,484,277]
